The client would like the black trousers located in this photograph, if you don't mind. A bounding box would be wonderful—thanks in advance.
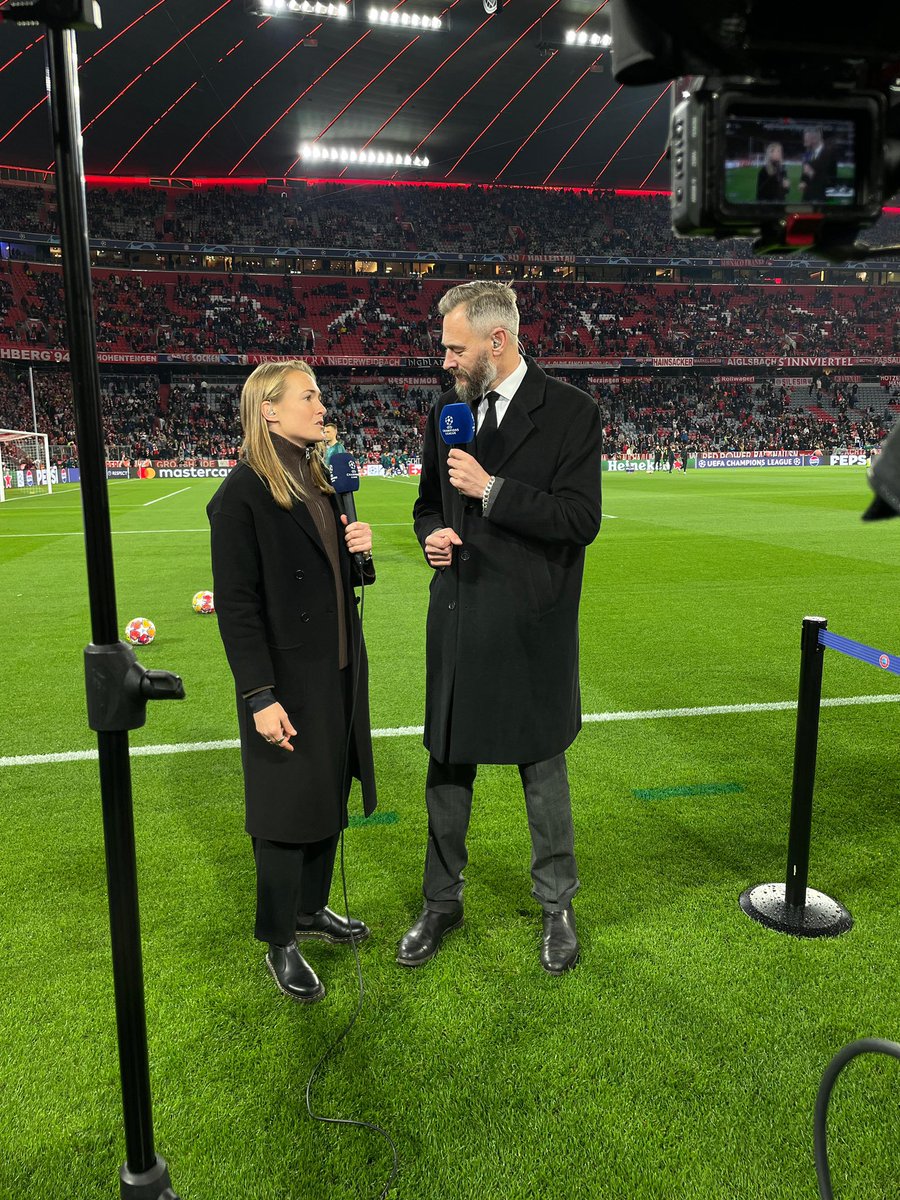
[422,753,580,914]
[252,833,340,945]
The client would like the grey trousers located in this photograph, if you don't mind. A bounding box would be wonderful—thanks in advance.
[422,753,580,914]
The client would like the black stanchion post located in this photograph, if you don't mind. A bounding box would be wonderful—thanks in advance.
[740,616,852,938]
[785,615,828,907]
[5,3,185,1196]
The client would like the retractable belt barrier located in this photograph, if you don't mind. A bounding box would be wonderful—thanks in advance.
[740,616,898,939]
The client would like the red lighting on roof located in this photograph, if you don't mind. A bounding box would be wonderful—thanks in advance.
[542,84,623,186]
[592,82,671,186]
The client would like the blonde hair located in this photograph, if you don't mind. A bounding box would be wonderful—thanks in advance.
[239,360,333,510]
[438,280,520,339]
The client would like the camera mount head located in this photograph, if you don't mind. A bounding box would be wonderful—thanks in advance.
[612,1,900,257]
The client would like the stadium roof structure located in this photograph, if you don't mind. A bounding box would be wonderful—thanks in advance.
[0,0,671,190]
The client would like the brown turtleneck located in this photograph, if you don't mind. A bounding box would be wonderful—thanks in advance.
[272,433,348,669]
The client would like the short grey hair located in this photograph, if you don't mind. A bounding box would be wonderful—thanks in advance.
[438,280,520,339]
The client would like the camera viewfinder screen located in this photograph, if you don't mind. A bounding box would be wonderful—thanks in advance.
[724,114,857,208]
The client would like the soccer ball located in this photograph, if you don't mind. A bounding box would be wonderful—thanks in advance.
[192,590,215,614]
[125,617,156,645]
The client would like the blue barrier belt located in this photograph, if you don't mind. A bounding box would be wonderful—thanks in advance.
[818,629,900,676]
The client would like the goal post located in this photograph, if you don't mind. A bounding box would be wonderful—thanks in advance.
[0,429,53,501]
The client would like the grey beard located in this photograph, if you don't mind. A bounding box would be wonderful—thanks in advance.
[452,357,496,405]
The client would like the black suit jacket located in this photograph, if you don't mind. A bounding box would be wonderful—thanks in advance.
[413,358,603,764]
[208,460,376,843]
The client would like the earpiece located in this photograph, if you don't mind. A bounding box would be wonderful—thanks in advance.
[492,338,501,349]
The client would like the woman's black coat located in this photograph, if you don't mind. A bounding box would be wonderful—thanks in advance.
[208,460,377,843]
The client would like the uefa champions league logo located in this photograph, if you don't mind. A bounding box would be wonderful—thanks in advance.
[443,414,454,431]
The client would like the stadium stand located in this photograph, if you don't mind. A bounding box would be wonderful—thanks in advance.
[2,179,898,257]
[2,181,899,465]
[2,260,899,359]
[2,362,895,465]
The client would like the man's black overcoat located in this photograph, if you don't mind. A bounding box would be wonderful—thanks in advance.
[413,359,603,765]
[208,461,377,843]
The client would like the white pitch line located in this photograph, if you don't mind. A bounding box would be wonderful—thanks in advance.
[1,693,897,769]
[0,529,209,539]
[0,523,420,538]
[143,487,190,507]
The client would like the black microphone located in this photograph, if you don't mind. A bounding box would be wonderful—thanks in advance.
[329,451,367,569]
[439,401,476,448]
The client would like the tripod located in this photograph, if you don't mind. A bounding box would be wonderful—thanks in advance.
[3,4,185,1196]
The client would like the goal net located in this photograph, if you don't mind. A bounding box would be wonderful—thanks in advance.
[0,429,53,502]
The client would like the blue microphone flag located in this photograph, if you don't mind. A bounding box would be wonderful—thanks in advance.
[439,402,475,445]
[329,451,360,494]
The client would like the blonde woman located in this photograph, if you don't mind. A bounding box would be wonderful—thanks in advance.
[207,360,376,1003]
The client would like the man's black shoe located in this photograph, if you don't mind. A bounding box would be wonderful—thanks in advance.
[540,906,580,975]
[396,905,463,967]
[296,906,371,945]
[266,942,325,1002]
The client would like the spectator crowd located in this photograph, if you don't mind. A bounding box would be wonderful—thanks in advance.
[4,178,900,259]
[3,262,899,360]
[0,364,894,467]
[1,177,897,467]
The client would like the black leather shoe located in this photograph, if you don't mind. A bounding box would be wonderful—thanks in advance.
[296,906,370,945]
[396,905,463,967]
[266,942,325,1003]
[541,906,580,975]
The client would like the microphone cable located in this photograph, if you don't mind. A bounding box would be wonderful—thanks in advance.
[814,1036,900,1199]
[302,570,400,1200]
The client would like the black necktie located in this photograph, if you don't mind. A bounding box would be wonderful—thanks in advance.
[476,391,499,459]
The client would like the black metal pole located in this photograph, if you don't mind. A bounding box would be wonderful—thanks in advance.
[43,22,180,1199]
[785,615,827,907]
[739,615,852,938]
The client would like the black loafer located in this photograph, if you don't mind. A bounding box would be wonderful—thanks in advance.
[296,906,371,945]
[541,906,580,975]
[266,942,325,1003]
[396,905,463,967]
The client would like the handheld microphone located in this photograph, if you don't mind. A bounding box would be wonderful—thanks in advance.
[329,451,367,569]
[439,402,476,447]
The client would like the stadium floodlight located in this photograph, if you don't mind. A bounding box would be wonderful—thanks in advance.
[247,0,351,19]
[562,29,612,47]
[366,7,444,28]
[299,142,429,168]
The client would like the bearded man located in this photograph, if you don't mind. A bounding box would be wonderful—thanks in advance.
[396,280,604,975]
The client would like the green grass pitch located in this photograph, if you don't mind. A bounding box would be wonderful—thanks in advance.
[725,164,854,206]
[2,467,900,1199]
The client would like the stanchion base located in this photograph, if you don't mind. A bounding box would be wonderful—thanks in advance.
[739,882,852,938]
[120,1155,180,1200]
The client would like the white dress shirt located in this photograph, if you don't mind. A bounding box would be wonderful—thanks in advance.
[475,355,528,432]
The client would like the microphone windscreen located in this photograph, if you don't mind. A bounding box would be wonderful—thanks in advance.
[439,402,476,445]
[329,451,360,495]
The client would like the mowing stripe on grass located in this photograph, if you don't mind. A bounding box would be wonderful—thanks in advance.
[1,692,898,768]
[633,782,745,801]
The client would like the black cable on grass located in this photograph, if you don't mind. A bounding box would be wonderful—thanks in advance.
[303,579,400,1200]
[815,1037,900,1199]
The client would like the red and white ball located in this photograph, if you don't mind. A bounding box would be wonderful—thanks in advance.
[192,590,215,614]
[125,617,156,645]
